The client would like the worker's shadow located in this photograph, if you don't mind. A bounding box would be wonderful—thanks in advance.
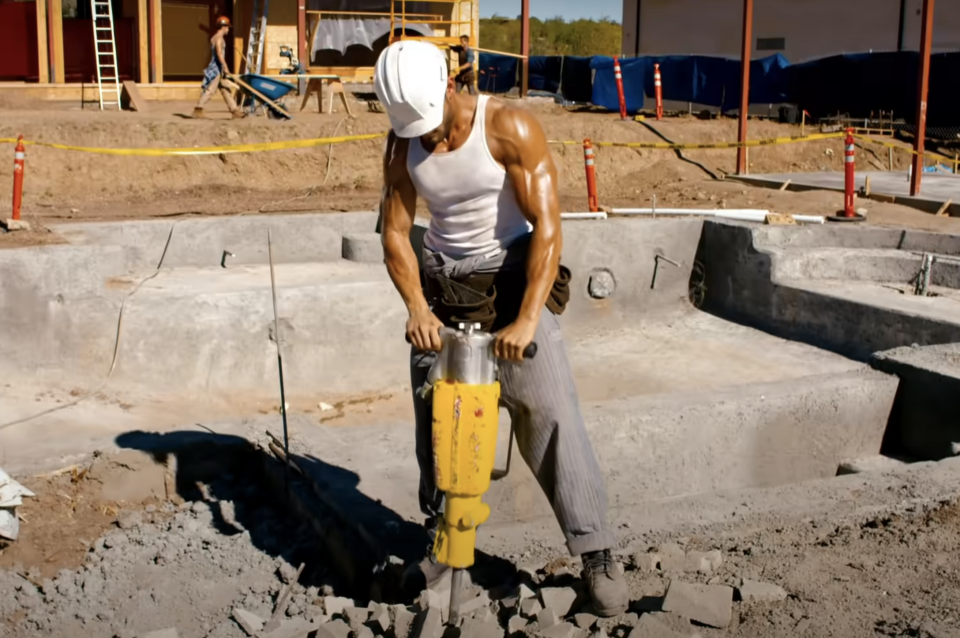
[114,429,517,604]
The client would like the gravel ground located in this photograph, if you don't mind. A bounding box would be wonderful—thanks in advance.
[1,450,959,638]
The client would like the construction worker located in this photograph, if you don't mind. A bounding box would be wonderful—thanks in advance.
[374,40,630,617]
[451,34,477,95]
[193,16,244,119]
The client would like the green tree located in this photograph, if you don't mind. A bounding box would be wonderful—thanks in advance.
[479,16,621,57]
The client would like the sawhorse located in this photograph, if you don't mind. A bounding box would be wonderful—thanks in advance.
[299,75,352,115]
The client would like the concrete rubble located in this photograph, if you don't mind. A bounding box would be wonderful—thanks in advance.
[736,579,788,604]
[661,581,734,629]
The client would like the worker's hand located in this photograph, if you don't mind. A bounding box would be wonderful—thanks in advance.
[494,318,537,363]
[407,308,443,352]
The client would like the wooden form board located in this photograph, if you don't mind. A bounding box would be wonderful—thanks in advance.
[122,80,150,111]
[138,0,149,82]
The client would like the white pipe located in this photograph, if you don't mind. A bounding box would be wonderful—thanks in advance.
[561,212,608,220]
[611,208,770,220]
[791,214,826,224]
[611,208,824,224]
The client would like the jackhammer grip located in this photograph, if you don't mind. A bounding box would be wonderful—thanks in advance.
[522,343,538,360]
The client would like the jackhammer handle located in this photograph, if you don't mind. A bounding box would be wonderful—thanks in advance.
[404,333,538,359]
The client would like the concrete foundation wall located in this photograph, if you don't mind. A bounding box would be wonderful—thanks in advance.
[491,367,897,519]
[872,343,960,461]
[699,220,960,360]
[0,214,704,402]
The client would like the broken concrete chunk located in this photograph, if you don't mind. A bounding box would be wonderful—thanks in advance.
[573,613,597,630]
[537,607,559,629]
[537,621,577,638]
[233,608,266,636]
[369,608,391,633]
[657,544,686,572]
[837,455,907,476]
[737,579,788,604]
[507,615,528,635]
[263,618,316,638]
[703,550,722,572]
[390,606,417,638]
[319,619,353,638]
[141,630,179,638]
[682,552,715,575]
[518,584,537,600]
[632,553,659,572]
[459,614,503,638]
[499,596,520,614]
[539,587,578,618]
[419,589,444,612]
[325,596,355,617]
[458,591,492,617]
[661,581,733,629]
[1,219,30,232]
[412,608,443,638]
[355,627,376,638]
[520,598,543,618]
[345,607,373,629]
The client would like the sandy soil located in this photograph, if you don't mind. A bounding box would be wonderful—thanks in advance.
[2,94,960,249]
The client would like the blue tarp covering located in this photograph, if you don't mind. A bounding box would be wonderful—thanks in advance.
[476,50,960,127]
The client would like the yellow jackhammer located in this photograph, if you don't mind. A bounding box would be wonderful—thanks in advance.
[413,322,537,625]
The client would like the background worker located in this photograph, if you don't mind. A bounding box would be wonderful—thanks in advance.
[193,16,244,119]
[374,40,630,618]
[451,34,477,95]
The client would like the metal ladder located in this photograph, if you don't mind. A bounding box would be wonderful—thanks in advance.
[245,0,270,74]
[90,0,121,110]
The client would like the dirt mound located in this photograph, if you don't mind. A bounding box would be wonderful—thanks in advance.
[1,98,958,244]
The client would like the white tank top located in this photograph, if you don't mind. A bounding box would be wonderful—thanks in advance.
[407,95,533,259]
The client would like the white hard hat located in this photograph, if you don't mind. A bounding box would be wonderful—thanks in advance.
[374,40,448,138]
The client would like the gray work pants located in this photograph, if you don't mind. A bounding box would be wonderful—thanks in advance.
[410,247,616,557]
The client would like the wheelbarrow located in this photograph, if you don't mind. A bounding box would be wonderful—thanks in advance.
[233,73,296,120]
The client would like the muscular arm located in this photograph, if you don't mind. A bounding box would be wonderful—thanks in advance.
[216,36,229,72]
[488,103,562,353]
[381,132,442,350]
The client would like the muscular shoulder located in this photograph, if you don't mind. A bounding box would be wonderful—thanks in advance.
[485,100,547,165]
[383,131,412,185]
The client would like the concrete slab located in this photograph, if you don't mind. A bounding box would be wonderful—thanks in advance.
[741,171,960,216]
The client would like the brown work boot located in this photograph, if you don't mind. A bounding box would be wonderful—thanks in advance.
[192,107,204,118]
[231,110,246,119]
[582,550,629,617]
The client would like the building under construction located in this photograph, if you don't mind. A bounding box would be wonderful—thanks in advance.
[621,0,960,61]
[0,0,477,100]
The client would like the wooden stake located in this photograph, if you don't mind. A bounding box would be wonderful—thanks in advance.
[864,176,872,196]
[936,198,952,216]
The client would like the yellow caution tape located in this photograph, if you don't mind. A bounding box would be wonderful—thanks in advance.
[0,132,387,156]
[853,133,959,166]
[547,131,845,150]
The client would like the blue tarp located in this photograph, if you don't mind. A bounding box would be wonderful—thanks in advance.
[476,50,960,127]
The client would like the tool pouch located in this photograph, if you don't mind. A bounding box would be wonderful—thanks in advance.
[429,276,499,333]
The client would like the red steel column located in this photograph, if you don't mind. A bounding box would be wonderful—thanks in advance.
[583,139,598,213]
[844,128,856,217]
[614,57,627,119]
[654,63,663,120]
[520,0,530,98]
[910,0,935,197]
[736,0,754,175]
[11,136,25,222]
